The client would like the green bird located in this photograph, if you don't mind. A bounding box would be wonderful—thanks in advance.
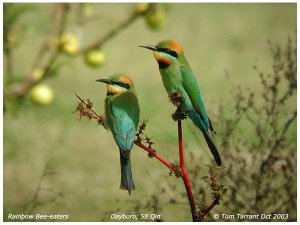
[140,40,221,166]
[96,73,140,195]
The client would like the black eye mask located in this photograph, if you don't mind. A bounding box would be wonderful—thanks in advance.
[157,47,178,58]
[112,81,130,90]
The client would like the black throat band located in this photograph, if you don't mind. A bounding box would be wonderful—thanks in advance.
[158,61,169,69]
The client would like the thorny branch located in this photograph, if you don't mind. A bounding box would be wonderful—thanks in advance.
[134,119,173,170]
[74,93,105,125]
[134,141,174,170]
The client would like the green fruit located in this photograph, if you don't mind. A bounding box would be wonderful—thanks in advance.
[84,49,106,68]
[145,9,166,30]
[7,31,18,46]
[57,32,79,56]
[29,84,54,106]
[135,3,149,14]
[83,3,94,16]
[31,68,44,81]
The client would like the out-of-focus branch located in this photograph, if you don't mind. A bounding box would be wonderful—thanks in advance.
[5,3,70,98]
[79,11,141,54]
[4,47,13,84]
[78,3,155,54]
[4,4,16,84]
[23,158,59,215]
[5,3,152,100]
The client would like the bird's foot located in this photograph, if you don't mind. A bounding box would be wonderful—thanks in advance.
[172,108,187,121]
[168,90,183,108]
[169,163,182,178]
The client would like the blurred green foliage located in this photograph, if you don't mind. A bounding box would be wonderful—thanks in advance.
[3,3,296,222]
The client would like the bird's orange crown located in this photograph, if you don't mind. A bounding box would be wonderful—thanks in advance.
[153,40,183,66]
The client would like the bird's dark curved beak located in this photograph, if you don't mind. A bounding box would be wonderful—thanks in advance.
[139,44,158,51]
[96,78,112,84]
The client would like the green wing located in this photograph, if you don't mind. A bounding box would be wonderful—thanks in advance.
[105,92,140,151]
[180,65,210,128]
[113,91,140,129]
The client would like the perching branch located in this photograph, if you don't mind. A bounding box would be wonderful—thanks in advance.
[74,93,173,172]
[74,92,223,222]
[177,120,198,221]
[169,91,223,222]
[74,93,105,125]
[134,141,173,170]
[168,91,197,221]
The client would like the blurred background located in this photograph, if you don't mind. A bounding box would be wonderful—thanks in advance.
[3,3,296,222]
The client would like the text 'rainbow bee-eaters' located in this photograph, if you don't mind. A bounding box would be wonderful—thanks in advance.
[96,73,140,195]
[140,40,221,166]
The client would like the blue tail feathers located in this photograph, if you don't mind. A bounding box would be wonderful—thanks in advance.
[188,110,222,166]
[119,149,135,195]
[202,131,222,166]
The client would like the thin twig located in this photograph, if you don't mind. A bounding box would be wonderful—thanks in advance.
[79,11,141,54]
[279,110,296,140]
[75,93,101,117]
[30,43,49,72]
[24,158,56,215]
[201,197,220,218]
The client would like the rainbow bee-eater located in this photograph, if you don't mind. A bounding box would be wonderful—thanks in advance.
[96,73,140,195]
[140,40,221,166]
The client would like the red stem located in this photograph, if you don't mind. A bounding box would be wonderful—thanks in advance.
[134,141,173,170]
[178,120,197,221]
